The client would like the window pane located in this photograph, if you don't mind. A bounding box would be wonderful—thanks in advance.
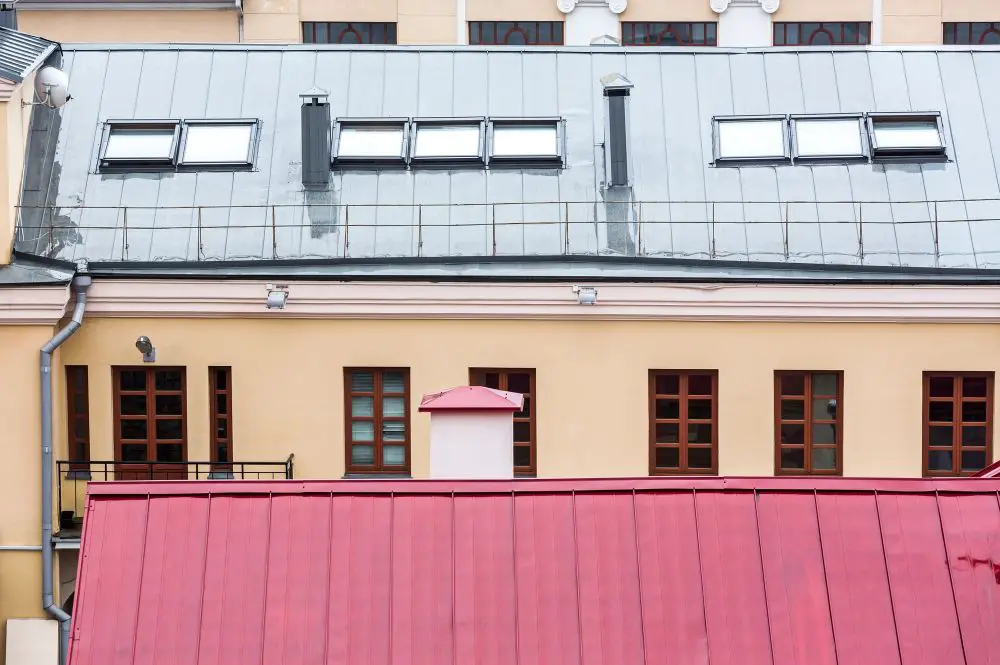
[717,120,785,159]
[795,119,863,157]
[929,376,954,397]
[688,423,712,444]
[338,126,405,159]
[105,128,175,160]
[655,447,680,468]
[155,443,184,463]
[120,419,147,440]
[688,399,712,420]
[215,393,228,415]
[929,402,954,422]
[812,423,836,445]
[382,371,406,393]
[813,398,837,420]
[781,424,804,444]
[482,372,501,389]
[780,374,805,395]
[515,397,531,418]
[928,449,953,472]
[507,372,531,394]
[513,421,531,443]
[780,448,805,470]
[963,376,988,397]
[216,443,230,463]
[414,125,481,158]
[120,370,146,391]
[656,399,680,419]
[351,445,375,465]
[655,422,679,444]
[687,374,713,396]
[155,419,183,440]
[182,124,253,164]
[688,447,713,469]
[352,396,374,417]
[382,397,405,418]
[351,421,374,442]
[873,120,941,149]
[962,401,988,423]
[812,374,838,396]
[74,419,89,438]
[120,394,147,416]
[514,445,532,468]
[383,445,406,466]
[155,394,183,416]
[813,448,837,470]
[929,426,953,446]
[121,443,147,462]
[781,400,805,420]
[962,426,987,446]
[493,125,558,157]
[961,449,987,472]
[654,374,679,395]
[216,418,228,439]
[383,421,406,442]
[351,371,374,392]
[214,369,228,391]
[155,370,183,391]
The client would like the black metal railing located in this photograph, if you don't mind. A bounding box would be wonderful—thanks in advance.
[56,455,295,534]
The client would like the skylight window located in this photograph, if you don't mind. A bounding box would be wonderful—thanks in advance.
[714,117,788,162]
[333,119,408,165]
[100,121,179,168]
[180,121,257,167]
[868,114,946,158]
[792,116,865,159]
[489,119,562,164]
[411,119,485,162]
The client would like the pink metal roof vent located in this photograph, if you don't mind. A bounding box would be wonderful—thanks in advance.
[419,385,523,412]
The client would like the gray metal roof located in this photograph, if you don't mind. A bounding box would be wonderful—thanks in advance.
[0,25,56,82]
[0,253,73,284]
[16,43,1000,273]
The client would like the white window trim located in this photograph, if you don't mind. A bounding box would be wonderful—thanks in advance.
[98,119,181,170]
[178,118,259,168]
[332,117,410,167]
[867,112,947,160]
[487,117,564,166]
[712,115,790,164]
[790,113,867,161]
[409,117,486,164]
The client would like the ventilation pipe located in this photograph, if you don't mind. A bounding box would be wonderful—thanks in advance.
[40,274,91,665]
[300,87,331,189]
[601,73,633,188]
[0,1,16,30]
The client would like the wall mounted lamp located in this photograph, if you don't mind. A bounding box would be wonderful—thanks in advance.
[266,284,289,310]
[135,335,156,362]
[572,285,598,305]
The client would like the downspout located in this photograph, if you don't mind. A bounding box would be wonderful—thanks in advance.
[41,274,90,665]
[236,0,244,42]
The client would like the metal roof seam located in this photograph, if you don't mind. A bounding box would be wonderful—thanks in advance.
[871,489,906,665]
[932,490,971,665]
[751,489,778,665]
[628,489,649,665]
[810,489,843,665]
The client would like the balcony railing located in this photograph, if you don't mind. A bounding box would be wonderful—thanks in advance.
[56,456,295,534]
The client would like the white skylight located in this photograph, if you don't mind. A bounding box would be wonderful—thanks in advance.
[492,123,559,159]
[870,116,944,155]
[181,123,255,165]
[412,124,482,159]
[104,126,177,161]
[337,124,406,160]
[794,117,864,158]
[716,119,787,160]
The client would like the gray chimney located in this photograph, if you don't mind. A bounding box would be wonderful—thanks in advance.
[601,73,633,188]
[0,1,17,30]
[300,87,331,189]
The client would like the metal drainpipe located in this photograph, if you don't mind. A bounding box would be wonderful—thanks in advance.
[40,274,91,665]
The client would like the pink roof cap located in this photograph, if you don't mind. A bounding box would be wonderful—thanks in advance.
[419,385,524,413]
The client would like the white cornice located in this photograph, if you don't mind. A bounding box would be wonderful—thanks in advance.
[711,0,779,14]
[0,285,70,325]
[558,0,627,15]
[83,280,1000,323]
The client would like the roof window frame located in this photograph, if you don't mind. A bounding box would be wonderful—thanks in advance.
[712,114,790,165]
[177,118,260,170]
[332,117,410,168]
[487,117,564,168]
[98,119,181,171]
[790,113,868,162]
[866,112,947,161]
[409,117,486,166]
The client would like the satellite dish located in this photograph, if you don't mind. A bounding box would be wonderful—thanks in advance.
[34,66,71,109]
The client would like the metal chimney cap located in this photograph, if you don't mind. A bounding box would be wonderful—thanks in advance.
[299,87,330,103]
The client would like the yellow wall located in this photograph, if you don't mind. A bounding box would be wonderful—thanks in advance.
[883,0,1000,45]
[773,0,873,22]
[52,316,1000,480]
[0,77,35,266]
[16,10,239,43]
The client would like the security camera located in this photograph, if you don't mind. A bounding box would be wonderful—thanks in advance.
[135,336,155,362]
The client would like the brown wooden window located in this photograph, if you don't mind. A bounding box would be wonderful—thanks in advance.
[468,21,564,45]
[944,22,1000,45]
[66,366,90,467]
[649,371,718,475]
[113,368,186,468]
[775,371,842,475]
[345,369,410,474]
[470,369,536,476]
[302,22,397,44]
[773,22,871,46]
[923,373,994,476]
[209,367,233,466]
[622,22,717,46]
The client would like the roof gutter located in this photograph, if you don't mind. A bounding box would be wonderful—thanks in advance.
[40,274,89,665]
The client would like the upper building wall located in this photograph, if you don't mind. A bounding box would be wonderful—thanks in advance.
[16,9,239,43]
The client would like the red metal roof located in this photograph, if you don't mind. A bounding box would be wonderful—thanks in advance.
[974,459,1000,478]
[69,477,1000,665]
[418,386,523,412]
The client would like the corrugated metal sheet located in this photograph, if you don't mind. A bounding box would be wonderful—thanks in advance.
[16,44,1000,271]
[0,25,56,82]
[69,477,1000,665]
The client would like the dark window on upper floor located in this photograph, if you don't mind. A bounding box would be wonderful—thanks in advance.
[66,366,90,468]
[621,22,717,46]
[944,22,1000,44]
[775,372,842,475]
[210,367,233,467]
[302,22,397,44]
[649,371,718,475]
[773,22,871,46]
[345,368,410,475]
[924,373,994,477]
[468,21,564,45]
[470,369,537,476]
[113,367,187,476]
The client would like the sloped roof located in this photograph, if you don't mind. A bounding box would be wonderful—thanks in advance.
[419,385,523,412]
[0,25,56,82]
[16,44,1000,276]
[68,476,1000,665]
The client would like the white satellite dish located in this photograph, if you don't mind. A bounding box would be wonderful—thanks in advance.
[34,66,71,109]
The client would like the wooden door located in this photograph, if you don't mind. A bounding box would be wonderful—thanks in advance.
[113,367,187,480]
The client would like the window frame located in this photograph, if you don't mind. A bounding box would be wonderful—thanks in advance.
[409,117,486,165]
[98,119,181,170]
[866,112,947,160]
[301,21,398,44]
[773,371,844,476]
[790,113,867,161]
[772,21,871,46]
[648,370,719,476]
[487,117,564,167]
[209,367,233,474]
[621,21,718,46]
[332,117,410,167]
[112,367,188,465]
[344,368,411,476]
[66,366,91,474]
[922,372,994,477]
[177,118,260,169]
[712,115,791,164]
[467,21,564,45]
[943,22,1000,45]
[470,368,537,477]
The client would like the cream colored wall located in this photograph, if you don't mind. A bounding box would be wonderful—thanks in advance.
[0,77,34,266]
[882,0,1000,44]
[773,0,873,22]
[619,0,715,23]
[16,10,239,43]
[55,316,1000,480]
[465,0,562,22]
